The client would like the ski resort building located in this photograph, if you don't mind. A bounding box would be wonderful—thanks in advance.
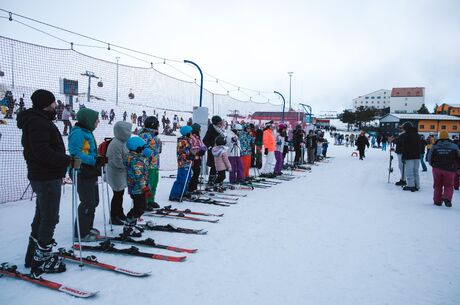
[352,89,391,111]
[390,87,425,113]
[379,113,460,136]
[435,103,460,117]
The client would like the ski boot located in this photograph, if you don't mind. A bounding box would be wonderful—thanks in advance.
[402,186,417,192]
[110,214,126,226]
[213,183,225,193]
[122,218,143,238]
[30,241,66,278]
[443,199,452,207]
[145,202,160,211]
[395,180,407,186]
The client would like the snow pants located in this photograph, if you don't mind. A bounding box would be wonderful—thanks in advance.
[241,155,252,178]
[432,167,455,203]
[261,151,276,174]
[147,168,159,205]
[188,160,201,192]
[75,175,99,238]
[169,166,192,200]
[127,194,146,220]
[405,159,420,188]
[307,148,315,164]
[110,189,125,218]
[274,151,283,174]
[397,153,406,181]
[455,171,460,190]
[30,179,62,246]
[382,142,387,151]
[215,170,226,184]
[358,147,365,159]
[229,156,244,183]
[420,154,427,171]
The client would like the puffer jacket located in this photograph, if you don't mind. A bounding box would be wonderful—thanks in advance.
[428,139,460,172]
[212,146,232,171]
[226,129,241,157]
[68,124,99,177]
[106,121,132,191]
[190,133,206,161]
[138,127,162,169]
[126,152,148,195]
[275,132,285,152]
[177,136,192,168]
[239,130,254,156]
[263,128,275,152]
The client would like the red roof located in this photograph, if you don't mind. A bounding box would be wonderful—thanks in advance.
[391,87,424,97]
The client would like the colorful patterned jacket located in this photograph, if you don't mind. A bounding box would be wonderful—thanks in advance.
[177,136,192,168]
[239,131,254,156]
[138,128,162,169]
[126,151,148,195]
[190,133,206,161]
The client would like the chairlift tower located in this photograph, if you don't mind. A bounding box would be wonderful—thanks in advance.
[80,71,99,103]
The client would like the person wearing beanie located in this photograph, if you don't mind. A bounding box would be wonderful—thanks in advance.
[260,122,276,177]
[427,130,460,207]
[106,121,132,225]
[393,123,408,186]
[188,123,207,193]
[17,89,71,278]
[239,124,255,179]
[355,131,369,160]
[212,135,232,192]
[226,123,244,183]
[400,123,421,192]
[169,125,194,201]
[274,124,287,175]
[138,116,162,210]
[69,107,104,241]
[203,115,225,186]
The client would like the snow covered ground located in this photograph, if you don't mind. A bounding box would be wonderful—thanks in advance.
[1,140,460,305]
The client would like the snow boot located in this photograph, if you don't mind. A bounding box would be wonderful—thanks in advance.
[122,218,143,238]
[24,235,38,268]
[145,202,160,211]
[30,242,66,278]
[110,216,126,226]
[443,199,452,207]
[403,186,417,192]
[434,202,442,206]
[395,180,407,186]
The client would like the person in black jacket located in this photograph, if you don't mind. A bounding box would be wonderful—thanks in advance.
[17,89,71,278]
[393,128,406,186]
[202,115,224,186]
[355,131,370,160]
[292,125,304,165]
[401,123,421,191]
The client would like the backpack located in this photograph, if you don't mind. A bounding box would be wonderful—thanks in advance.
[98,137,113,157]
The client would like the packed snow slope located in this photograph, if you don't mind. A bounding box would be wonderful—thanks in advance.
[1,140,459,305]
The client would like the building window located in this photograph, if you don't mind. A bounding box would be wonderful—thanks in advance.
[430,125,435,129]
[377,96,381,99]
[453,125,458,130]
[419,125,425,129]
[365,97,369,99]
[366,101,368,104]
[441,125,446,130]
[371,96,375,99]
[405,103,407,106]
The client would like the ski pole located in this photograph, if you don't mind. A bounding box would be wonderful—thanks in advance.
[100,168,108,238]
[104,166,113,232]
[180,161,193,202]
[72,157,84,268]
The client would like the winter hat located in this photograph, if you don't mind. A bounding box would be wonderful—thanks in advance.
[265,120,273,127]
[439,130,449,140]
[191,123,201,133]
[401,121,413,130]
[279,123,287,130]
[211,115,223,125]
[127,136,146,151]
[144,116,159,129]
[180,125,192,136]
[215,135,226,146]
[76,108,99,131]
[31,89,55,109]
[233,123,243,131]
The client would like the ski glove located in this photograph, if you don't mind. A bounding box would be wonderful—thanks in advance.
[143,187,153,199]
[96,155,108,167]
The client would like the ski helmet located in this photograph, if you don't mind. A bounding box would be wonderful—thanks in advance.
[191,123,201,133]
[180,125,193,136]
[233,123,243,131]
[215,135,226,146]
[127,136,146,151]
[144,116,159,129]
[211,115,223,125]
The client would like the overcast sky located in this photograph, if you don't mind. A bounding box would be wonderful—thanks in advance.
[1,0,460,114]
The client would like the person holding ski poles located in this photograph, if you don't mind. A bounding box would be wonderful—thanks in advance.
[169,126,193,201]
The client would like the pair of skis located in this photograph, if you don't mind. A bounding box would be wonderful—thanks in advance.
[140,221,207,235]
[144,209,221,223]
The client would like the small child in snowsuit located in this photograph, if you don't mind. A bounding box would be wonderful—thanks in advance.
[124,136,152,237]
[169,126,193,201]
[212,135,232,192]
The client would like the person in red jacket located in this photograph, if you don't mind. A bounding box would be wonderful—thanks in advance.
[261,121,276,176]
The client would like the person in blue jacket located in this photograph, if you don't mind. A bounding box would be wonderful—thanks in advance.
[69,108,106,241]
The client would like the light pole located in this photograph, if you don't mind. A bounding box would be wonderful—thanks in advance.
[184,60,203,107]
[115,57,120,106]
[288,71,294,111]
[274,91,286,122]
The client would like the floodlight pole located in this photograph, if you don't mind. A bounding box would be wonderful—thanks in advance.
[184,60,203,107]
[274,91,286,122]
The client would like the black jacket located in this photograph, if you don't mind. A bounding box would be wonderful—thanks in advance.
[428,139,460,172]
[17,108,70,181]
[203,124,222,167]
[292,129,304,149]
[356,135,369,149]
[401,128,421,160]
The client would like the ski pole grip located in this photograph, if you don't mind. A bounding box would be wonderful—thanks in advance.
[73,157,82,170]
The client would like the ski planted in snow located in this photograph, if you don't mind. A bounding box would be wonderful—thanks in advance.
[73,240,186,262]
[57,249,150,277]
[0,263,99,298]
[140,222,207,235]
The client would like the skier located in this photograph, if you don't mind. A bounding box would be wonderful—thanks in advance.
[393,127,407,186]
[226,123,244,183]
[345,134,350,147]
[293,125,304,165]
[106,121,132,225]
[377,135,382,148]
[123,136,152,237]
[419,134,428,172]
[169,126,193,201]
[238,123,254,179]
[355,131,370,160]
[260,121,276,177]
[371,136,376,148]
[18,89,71,277]
[69,107,105,242]
[212,135,232,192]
[203,115,225,186]
[381,134,388,151]
[61,105,72,136]
[349,133,356,148]
[138,116,162,210]
[188,123,206,193]
[306,130,317,164]
[274,123,286,175]
[427,130,460,207]
[400,122,421,191]
[123,111,127,122]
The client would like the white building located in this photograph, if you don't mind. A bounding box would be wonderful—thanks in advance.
[390,87,425,113]
[352,89,391,111]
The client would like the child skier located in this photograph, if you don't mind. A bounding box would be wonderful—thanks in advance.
[261,121,276,177]
[212,135,232,192]
[138,116,162,210]
[169,126,193,201]
[124,136,152,237]
[274,123,286,175]
[188,123,207,193]
[239,124,254,179]
[227,123,244,183]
